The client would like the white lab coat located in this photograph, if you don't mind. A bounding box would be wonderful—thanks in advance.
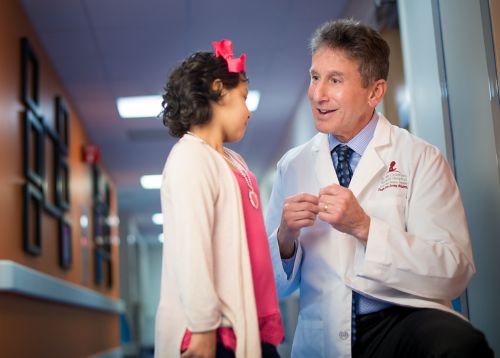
[265,114,475,357]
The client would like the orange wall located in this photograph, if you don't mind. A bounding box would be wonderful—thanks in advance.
[0,0,120,355]
[0,293,119,358]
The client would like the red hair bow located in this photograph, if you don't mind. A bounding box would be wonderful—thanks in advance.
[212,39,246,73]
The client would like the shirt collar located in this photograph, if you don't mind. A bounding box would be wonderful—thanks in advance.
[328,112,379,156]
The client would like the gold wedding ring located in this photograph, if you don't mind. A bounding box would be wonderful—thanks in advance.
[324,204,328,211]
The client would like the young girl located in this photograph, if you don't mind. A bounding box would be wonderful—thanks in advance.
[154,40,284,358]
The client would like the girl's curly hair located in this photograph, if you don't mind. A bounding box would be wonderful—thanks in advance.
[161,52,245,137]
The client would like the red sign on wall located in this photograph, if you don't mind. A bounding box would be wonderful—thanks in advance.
[82,144,100,164]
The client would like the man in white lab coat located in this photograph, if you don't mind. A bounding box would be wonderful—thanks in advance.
[265,19,493,357]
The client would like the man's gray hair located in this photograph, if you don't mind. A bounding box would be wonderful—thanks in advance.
[310,19,390,87]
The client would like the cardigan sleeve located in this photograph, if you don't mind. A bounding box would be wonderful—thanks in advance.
[162,142,222,332]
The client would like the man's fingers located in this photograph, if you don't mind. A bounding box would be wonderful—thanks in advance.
[281,193,320,234]
[285,200,320,214]
[289,218,316,230]
[319,184,345,196]
[286,192,319,205]
[319,196,348,212]
[285,209,317,222]
[294,201,320,214]
[318,211,342,224]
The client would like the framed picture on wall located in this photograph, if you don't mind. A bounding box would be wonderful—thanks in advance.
[92,164,101,201]
[20,37,40,116]
[23,183,42,256]
[91,164,107,245]
[55,96,69,154]
[59,218,72,269]
[56,157,70,211]
[95,248,112,288]
[43,124,62,218]
[92,201,106,245]
[103,182,112,249]
[91,164,113,288]
[106,256,113,288]
[23,109,45,190]
[94,247,104,285]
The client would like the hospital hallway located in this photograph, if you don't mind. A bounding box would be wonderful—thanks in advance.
[0,0,499,357]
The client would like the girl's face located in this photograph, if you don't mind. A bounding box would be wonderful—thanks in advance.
[211,80,251,143]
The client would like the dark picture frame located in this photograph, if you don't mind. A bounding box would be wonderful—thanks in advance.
[94,248,112,288]
[106,256,113,288]
[59,218,72,269]
[55,96,69,154]
[20,37,40,116]
[23,109,45,189]
[94,248,104,285]
[56,157,70,211]
[23,183,43,256]
[92,201,106,245]
[92,164,101,201]
[20,38,74,270]
[92,165,105,245]
[91,164,113,288]
[43,124,62,218]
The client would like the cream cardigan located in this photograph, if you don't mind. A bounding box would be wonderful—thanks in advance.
[154,134,261,358]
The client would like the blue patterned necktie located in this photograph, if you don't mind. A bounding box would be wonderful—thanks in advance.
[331,144,392,344]
[333,144,360,343]
[333,144,354,188]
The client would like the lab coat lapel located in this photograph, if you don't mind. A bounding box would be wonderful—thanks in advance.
[312,133,338,188]
[349,116,392,198]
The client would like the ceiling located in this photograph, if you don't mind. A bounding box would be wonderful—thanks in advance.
[20,0,374,239]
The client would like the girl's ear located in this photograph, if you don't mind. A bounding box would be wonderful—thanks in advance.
[211,79,224,93]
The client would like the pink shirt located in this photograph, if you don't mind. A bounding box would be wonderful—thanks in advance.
[181,165,284,352]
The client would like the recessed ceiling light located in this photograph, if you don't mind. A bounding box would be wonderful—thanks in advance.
[158,233,164,243]
[140,174,162,189]
[247,90,260,112]
[80,215,88,228]
[117,90,259,118]
[152,213,163,225]
[106,215,120,226]
[116,95,163,118]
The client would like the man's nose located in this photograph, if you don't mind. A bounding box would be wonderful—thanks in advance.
[312,81,328,102]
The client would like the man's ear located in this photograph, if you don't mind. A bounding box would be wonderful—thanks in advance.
[211,79,224,93]
[368,79,387,108]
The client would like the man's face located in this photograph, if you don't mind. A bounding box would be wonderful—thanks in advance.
[307,46,377,142]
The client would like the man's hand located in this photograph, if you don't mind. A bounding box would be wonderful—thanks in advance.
[318,184,370,244]
[181,330,216,358]
[277,193,319,258]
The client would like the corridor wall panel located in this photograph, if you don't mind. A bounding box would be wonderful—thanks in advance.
[0,0,122,356]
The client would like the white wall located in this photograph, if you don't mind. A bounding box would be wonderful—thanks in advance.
[439,0,500,352]
[136,241,162,347]
[398,0,500,352]
[119,217,162,354]
[398,0,453,160]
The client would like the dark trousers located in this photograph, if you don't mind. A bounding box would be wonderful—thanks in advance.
[216,342,280,358]
[352,306,493,358]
